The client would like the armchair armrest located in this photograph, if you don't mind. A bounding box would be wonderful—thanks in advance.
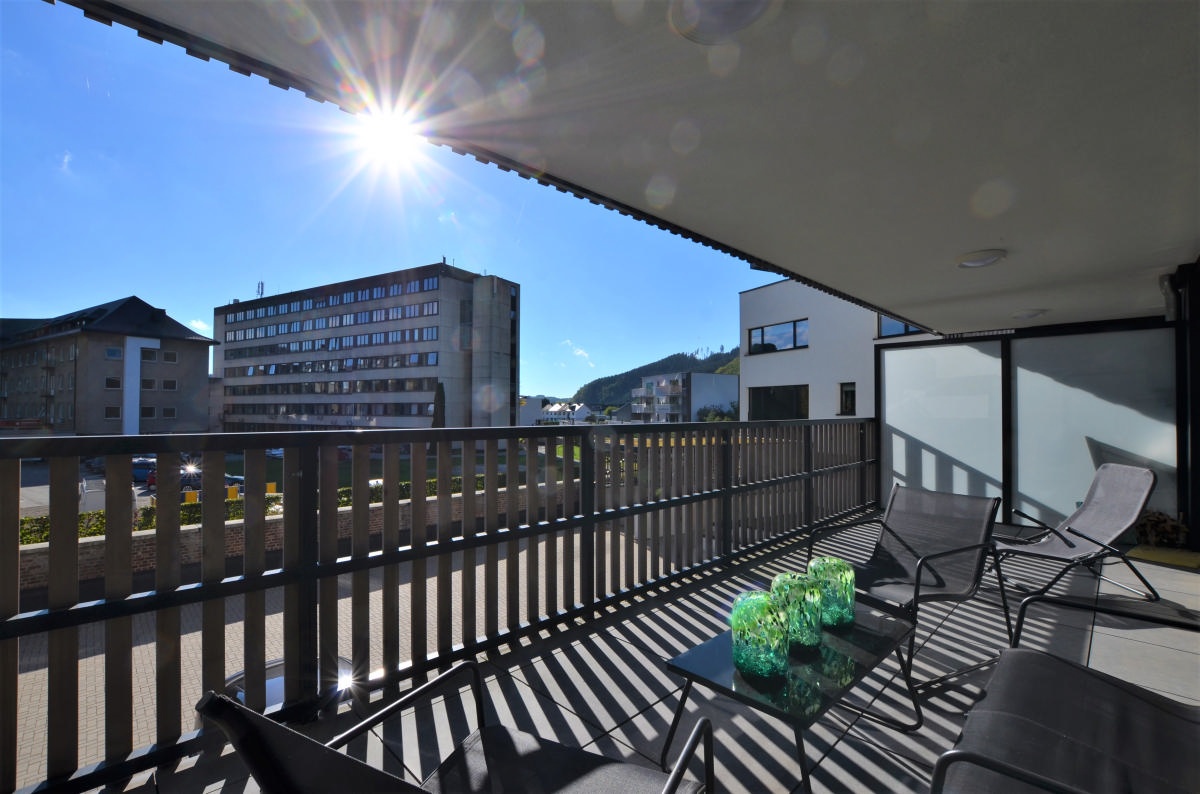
[804,515,883,562]
[910,540,995,607]
[931,748,1090,794]
[662,717,713,794]
[1012,593,1200,647]
[993,509,1069,546]
[326,661,485,750]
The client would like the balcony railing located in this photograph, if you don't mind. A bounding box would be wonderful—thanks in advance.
[0,418,877,792]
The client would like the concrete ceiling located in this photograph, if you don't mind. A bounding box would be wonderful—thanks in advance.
[59,0,1198,334]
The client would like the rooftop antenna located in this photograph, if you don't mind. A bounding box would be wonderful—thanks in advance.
[256,281,264,299]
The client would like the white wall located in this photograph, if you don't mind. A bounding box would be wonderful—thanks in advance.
[739,280,879,419]
[122,336,158,435]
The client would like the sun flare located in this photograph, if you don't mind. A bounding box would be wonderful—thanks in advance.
[351,107,428,173]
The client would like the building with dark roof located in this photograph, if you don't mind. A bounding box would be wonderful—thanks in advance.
[0,297,214,435]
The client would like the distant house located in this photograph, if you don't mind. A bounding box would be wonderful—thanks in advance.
[739,279,930,420]
[540,402,593,424]
[0,296,214,435]
[631,372,738,423]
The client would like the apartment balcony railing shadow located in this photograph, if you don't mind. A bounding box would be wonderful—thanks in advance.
[0,418,879,793]
[113,518,1199,794]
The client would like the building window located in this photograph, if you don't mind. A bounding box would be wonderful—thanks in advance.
[748,319,809,354]
[141,349,157,362]
[105,347,123,360]
[105,376,121,389]
[748,385,808,420]
[879,316,923,338]
[162,379,178,391]
[104,406,121,419]
[141,378,155,390]
[141,406,156,419]
[839,382,856,416]
[163,407,177,419]
[162,350,178,363]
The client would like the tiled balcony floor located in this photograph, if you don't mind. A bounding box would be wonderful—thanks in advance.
[122,525,1198,794]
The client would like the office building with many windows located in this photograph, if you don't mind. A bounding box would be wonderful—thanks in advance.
[213,262,520,431]
[0,296,213,435]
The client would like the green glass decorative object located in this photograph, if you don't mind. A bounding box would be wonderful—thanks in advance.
[770,572,823,651]
[807,556,855,627]
[728,590,788,681]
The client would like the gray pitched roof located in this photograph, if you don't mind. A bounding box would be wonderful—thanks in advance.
[0,296,213,346]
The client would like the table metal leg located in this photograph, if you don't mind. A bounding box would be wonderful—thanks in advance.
[659,679,693,772]
[832,646,924,732]
[793,724,812,794]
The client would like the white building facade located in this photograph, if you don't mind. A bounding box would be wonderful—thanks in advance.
[739,279,928,421]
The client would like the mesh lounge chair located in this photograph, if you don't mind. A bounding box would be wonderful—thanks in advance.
[931,594,1200,793]
[808,485,1011,700]
[993,463,1159,601]
[196,660,713,793]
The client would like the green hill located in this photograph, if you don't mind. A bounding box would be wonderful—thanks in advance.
[572,347,739,408]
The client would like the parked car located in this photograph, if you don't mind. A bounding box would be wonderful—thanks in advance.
[131,456,156,483]
[148,467,244,497]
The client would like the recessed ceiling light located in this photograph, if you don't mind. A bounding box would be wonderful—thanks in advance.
[1011,308,1048,320]
[956,249,1008,269]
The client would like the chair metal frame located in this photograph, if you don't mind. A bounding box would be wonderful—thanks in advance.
[994,463,1160,602]
[197,660,714,793]
[930,593,1200,793]
[808,485,1013,698]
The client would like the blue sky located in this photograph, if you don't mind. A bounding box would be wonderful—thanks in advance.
[0,0,773,398]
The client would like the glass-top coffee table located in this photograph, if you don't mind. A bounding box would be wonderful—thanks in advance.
[659,602,922,794]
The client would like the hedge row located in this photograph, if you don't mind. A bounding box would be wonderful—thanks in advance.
[18,474,500,543]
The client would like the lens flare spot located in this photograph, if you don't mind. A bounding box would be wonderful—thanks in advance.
[513,22,545,66]
[670,118,702,156]
[970,178,1017,219]
[790,22,828,64]
[707,42,741,77]
[268,1,320,45]
[497,74,533,112]
[613,0,646,26]
[474,384,504,415]
[645,173,678,209]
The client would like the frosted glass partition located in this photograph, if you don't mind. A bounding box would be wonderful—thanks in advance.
[1013,328,1177,524]
[880,342,1003,498]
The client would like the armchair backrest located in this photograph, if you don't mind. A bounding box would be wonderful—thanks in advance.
[874,485,1001,599]
[1055,463,1155,549]
[196,692,423,794]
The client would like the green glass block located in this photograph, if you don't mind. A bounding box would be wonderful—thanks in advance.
[729,590,788,681]
[770,572,822,650]
[808,556,855,627]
